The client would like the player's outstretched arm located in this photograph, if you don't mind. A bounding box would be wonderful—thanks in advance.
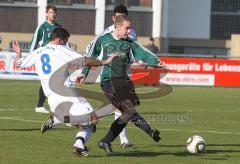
[76,54,117,85]
[137,60,169,71]
[84,53,117,67]
[156,61,169,71]
[12,41,22,61]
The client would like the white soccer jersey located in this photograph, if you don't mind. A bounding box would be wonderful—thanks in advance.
[18,43,84,97]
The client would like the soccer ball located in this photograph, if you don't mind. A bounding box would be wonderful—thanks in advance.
[186,135,206,154]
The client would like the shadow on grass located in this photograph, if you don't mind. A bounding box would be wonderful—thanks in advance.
[91,150,162,158]
[207,144,240,147]
[0,128,40,131]
[96,143,240,158]
[92,149,240,159]
[146,143,240,148]
[204,149,240,154]
[111,151,161,157]
[90,148,240,159]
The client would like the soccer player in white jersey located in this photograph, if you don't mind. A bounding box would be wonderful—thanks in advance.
[30,4,62,114]
[12,28,116,157]
[86,4,136,149]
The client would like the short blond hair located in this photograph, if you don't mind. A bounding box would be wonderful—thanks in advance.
[114,15,131,27]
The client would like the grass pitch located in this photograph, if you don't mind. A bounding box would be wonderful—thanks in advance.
[0,80,240,164]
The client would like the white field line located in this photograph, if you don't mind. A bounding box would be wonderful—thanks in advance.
[159,128,240,135]
[1,108,240,124]
[0,116,42,123]
[214,121,240,124]
[0,108,32,112]
[0,116,240,135]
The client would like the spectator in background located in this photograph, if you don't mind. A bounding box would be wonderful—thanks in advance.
[145,37,159,54]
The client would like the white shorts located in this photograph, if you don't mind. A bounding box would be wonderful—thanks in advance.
[48,93,94,125]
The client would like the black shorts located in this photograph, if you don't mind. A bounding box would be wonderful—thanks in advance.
[101,77,140,112]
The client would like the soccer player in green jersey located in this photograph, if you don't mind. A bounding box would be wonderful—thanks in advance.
[86,4,136,149]
[81,15,167,154]
[30,4,62,113]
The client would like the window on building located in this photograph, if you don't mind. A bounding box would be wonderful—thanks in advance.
[212,0,240,12]
[0,0,37,4]
[211,0,240,39]
[47,0,95,6]
[106,0,152,8]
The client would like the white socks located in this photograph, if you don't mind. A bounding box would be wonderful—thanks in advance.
[74,127,92,149]
[52,116,62,126]
[115,111,129,144]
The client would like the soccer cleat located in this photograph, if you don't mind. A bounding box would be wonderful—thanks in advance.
[121,143,134,149]
[72,146,89,157]
[98,140,113,154]
[151,129,161,142]
[41,114,54,133]
[35,107,49,113]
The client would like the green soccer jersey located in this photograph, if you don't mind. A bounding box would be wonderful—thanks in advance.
[82,33,160,84]
[30,21,62,52]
